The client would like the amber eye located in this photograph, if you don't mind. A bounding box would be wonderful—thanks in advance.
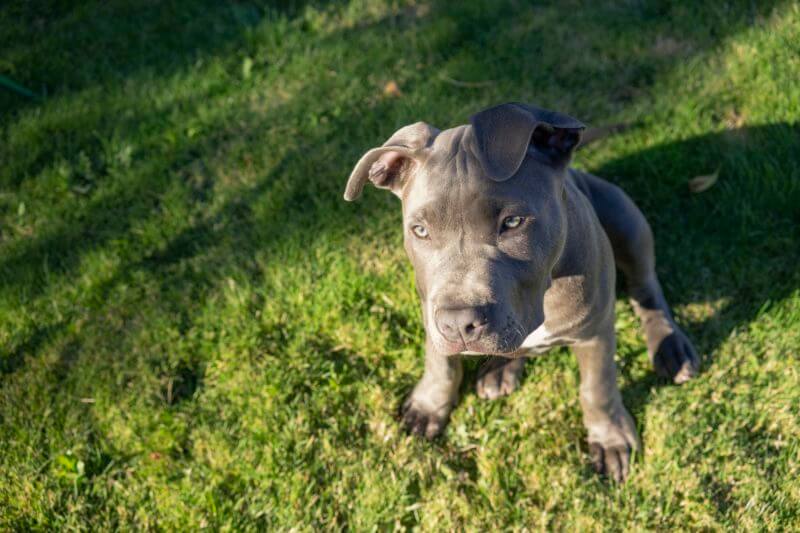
[412,225,429,239]
[502,216,524,230]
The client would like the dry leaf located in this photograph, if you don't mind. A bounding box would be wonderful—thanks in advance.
[688,168,720,193]
[383,80,402,97]
[725,109,746,129]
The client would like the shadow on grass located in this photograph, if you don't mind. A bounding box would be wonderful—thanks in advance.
[0,0,332,115]
[604,123,800,424]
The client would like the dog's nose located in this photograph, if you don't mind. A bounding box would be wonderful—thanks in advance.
[435,306,490,344]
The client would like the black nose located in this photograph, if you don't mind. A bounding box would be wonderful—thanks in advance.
[435,306,490,343]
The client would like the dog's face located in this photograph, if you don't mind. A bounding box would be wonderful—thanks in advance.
[344,103,584,355]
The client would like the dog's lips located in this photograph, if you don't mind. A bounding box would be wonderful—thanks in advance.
[461,344,527,358]
[430,327,532,356]
[457,335,528,357]
[435,338,516,357]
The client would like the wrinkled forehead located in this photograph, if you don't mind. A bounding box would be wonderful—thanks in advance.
[402,125,549,218]
[403,125,483,213]
[425,125,482,177]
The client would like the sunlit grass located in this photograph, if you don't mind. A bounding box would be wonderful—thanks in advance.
[1,0,799,529]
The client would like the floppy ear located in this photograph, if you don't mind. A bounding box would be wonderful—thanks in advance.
[469,103,586,181]
[343,121,439,201]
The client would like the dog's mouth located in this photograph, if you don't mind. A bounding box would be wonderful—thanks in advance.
[434,316,535,357]
[457,340,528,358]
[459,347,527,358]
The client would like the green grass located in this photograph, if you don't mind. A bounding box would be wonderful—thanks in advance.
[1,0,799,529]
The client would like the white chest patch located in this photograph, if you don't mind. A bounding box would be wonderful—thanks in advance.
[519,324,554,353]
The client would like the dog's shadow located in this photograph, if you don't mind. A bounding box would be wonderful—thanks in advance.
[595,123,799,422]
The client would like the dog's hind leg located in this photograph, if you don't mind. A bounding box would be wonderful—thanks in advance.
[571,171,699,383]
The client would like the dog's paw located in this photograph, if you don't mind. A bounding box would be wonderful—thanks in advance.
[476,357,525,400]
[587,409,640,483]
[589,442,633,484]
[649,324,700,384]
[400,395,453,440]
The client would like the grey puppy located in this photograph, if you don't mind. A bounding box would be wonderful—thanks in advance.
[343,103,699,482]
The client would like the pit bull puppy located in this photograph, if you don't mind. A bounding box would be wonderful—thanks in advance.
[343,103,699,482]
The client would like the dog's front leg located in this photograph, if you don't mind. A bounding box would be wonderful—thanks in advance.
[573,333,640,482]
[401,339,462,439]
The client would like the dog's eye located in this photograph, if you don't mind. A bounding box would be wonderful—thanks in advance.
[411,225,429,239]
[502,216,524,230]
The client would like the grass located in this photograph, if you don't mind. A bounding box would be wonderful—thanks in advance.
[1,0,799,529]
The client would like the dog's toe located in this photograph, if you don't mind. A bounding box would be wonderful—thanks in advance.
[476,357,525,400]
[401,398,448,440]
[586,405,639,484]
[589,441,633,483]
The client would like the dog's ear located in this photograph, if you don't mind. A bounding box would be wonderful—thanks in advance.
[343,122,439,201]
[469,103,585,181]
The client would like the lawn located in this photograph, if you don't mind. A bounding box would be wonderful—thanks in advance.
[1,0,799,530]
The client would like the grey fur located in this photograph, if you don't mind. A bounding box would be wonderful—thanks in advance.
[344,102,699,482]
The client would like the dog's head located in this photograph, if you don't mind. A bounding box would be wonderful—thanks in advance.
[344,103,585,355]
